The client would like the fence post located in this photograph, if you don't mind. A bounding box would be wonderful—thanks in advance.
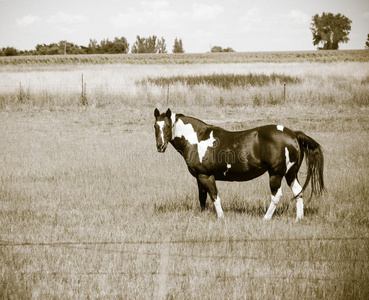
[156,236,170,299]
[166,83,170,106]
[81,73,88,106]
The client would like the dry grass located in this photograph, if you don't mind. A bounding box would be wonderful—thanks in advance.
[0,58,369,298]
[1,104,368,299]
[0,62,368,108]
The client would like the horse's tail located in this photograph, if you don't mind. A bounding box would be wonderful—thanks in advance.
[294,131,325,201]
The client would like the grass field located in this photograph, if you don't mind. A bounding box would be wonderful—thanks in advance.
[1,53,369,299]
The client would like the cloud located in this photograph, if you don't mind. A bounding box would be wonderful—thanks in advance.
[286,10,310,25]
[192,3,224,20]
[140,0,169,10]
[239,8,264,32]
[47,12,88,24]
[16,14,40,27]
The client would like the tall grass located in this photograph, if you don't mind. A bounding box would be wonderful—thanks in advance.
[139,73,301,89]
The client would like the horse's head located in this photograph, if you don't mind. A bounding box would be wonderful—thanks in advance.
[154,108,172,153]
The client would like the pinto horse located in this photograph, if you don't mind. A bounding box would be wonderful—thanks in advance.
[154,108,325,221]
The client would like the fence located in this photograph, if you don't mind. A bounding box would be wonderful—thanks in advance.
[0,73,291,107]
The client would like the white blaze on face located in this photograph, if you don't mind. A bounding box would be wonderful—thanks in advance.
[157,121,165,145]
[173,118,216,163]
[277,125,284,131]
[285,147,295,174]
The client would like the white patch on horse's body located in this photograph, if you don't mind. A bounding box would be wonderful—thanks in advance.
[157,121,165,145]
[285,147,295,174]
[277,125,284,131]
[173,118,215,163]
[173,118,198,144]
[264,187,282,220]
[198,131,216,162]
[214,196,224,218]
[224,164,232,176]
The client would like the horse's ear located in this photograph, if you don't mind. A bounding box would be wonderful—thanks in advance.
[154,108,160,118]
[166,108,171,118]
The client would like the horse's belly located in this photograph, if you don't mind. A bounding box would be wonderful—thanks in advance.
[214,166,267,182]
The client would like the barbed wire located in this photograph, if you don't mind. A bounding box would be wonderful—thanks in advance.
[1,236,368,247]
[10,270,365,284]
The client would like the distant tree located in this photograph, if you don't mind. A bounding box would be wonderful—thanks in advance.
[131,35,165,53]
[366,34,369,49]
[157,37,167,53]
[0,47,19,56]
[211,46,223,52]
[88,39,98,54]
[310,12,352,50]
[173,38,184,53]
[211,46,235,53]
[131,36,146,53]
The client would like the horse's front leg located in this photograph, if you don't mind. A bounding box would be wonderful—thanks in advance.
[197,174,224,218]
[197,179,207,211]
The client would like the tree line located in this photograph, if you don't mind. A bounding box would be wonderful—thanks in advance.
[1,12,368,56]
[0,36,185,56]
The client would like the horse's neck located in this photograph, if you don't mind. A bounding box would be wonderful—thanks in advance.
[171,115,208,153]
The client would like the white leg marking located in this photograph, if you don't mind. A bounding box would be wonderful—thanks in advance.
[277,125,284,131]
[291,179,304,221]
[264,187,282,220]
[173,118,215,163]
[214,196,224,219]
[285,147,295,174]
[291,179,302,197]
[157,121,165,145]
[296,198,304,222]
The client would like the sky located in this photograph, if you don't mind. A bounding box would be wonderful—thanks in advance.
[0,0,368,53]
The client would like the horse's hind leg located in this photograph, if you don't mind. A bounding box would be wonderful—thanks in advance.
[197,174,224,218]
[285,167,304,222]
[264,173,283,220]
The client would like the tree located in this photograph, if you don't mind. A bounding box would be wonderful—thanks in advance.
[157,37,167,53]
[131,35,165,53]
[0,47,19,56]
[366,34,369,49]
[310,12,352,50]
[211,46,235,53]
[173,38,184,53]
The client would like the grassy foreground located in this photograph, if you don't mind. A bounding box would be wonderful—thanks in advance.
[0,104,368,299]
[0,57,369,298]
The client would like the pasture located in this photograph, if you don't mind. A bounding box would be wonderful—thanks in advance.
[1,53,369,298]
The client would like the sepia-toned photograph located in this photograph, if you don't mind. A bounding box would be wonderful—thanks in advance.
[1,0,368,298]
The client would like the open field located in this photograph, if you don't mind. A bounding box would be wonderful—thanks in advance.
[1,58,369,298]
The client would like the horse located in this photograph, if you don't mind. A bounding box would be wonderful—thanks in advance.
[154,108,325,221]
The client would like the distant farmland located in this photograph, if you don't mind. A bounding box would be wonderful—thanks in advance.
[0,49,368,65]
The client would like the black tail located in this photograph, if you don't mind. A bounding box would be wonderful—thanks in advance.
[294,131,325,201]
